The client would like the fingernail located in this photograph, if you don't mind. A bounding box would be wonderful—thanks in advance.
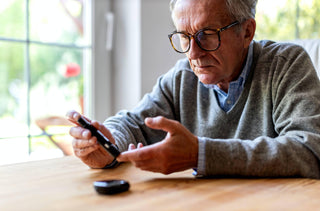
[145,117,152,124]
[128,144,134,150]
[83,130,90,138]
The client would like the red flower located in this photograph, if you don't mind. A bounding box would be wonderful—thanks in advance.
[64,63,81,78]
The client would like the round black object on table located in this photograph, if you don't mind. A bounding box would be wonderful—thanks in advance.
[93,180,130,195]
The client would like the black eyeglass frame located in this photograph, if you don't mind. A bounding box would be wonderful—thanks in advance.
[168,21,240,53]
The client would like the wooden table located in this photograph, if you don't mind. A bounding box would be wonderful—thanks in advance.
[1,156,320,211]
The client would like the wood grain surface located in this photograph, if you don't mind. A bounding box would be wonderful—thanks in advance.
[1,156,320,211]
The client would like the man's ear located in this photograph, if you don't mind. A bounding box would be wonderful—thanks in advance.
[243,18,256,48]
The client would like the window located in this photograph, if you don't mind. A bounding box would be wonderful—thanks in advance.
[256,0,320,40]
[0,0,91,164]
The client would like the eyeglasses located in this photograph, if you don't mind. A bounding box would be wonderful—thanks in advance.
[168,21,240,53]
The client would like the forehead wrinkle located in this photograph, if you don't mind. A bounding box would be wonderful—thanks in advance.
[172,0,232,33]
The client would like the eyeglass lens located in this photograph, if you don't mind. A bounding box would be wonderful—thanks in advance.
[170,29,219,53]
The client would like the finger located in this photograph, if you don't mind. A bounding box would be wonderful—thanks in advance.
[137,143,144,148]
[91,121,101,130]
[145,116,181,134]
[91,120,116,144]
[117,145,154,162]
[128,143,136,150]
[69,126,92,139]
[66,110,81,124]
[74,143,100,157]
[66,110,92,127]
[70,120,114,145]
[72,136,97,149]
[117,150,137,162]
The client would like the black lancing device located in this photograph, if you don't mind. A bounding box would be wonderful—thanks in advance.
[77,116,120,158]
[94,180,130,195]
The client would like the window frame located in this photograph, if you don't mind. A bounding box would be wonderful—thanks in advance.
[0,0,97,163]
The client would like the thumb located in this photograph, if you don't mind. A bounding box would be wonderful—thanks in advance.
[145,116,179,134]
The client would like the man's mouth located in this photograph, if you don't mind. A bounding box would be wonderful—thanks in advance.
[192,61,215,68]
[197,65,211,68]
[193,65,214,72]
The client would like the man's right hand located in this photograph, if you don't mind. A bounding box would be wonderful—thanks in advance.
[66,110,115,168]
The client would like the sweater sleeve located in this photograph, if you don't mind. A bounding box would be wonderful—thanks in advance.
[200,44,320,179]
[103,65,179,153]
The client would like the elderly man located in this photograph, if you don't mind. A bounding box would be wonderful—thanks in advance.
[68,0,320,178]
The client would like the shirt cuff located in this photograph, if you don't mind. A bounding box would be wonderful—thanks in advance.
[193,137,206,176]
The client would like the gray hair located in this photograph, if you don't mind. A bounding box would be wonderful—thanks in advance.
[170,0,257,22]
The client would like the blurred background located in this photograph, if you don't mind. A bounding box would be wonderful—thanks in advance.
[0,0,319,165]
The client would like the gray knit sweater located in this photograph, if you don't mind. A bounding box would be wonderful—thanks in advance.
[104,40,320,179]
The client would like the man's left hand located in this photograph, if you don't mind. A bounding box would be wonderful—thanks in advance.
[117,116,199,174]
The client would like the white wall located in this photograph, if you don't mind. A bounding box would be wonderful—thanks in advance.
[90,0,113,121]
[113,0,142,113]
[140,0,184,96]
[111,0,184,114]
[91,0,184,121]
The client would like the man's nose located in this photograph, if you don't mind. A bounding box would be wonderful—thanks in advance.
[187,38,206,59]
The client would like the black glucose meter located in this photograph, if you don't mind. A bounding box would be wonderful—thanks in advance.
[93,180,130,195]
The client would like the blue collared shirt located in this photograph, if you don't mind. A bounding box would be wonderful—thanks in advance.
[204,42,253,112]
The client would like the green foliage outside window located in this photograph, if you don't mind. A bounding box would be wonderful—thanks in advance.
[0,0,89,164]
[256,0,320,41]
[0,0,85,120]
